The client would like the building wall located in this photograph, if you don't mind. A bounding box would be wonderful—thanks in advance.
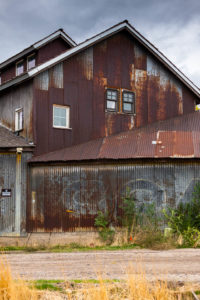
[0,81,34,141]
[33,31,198,155]
[0,37,70,84]
[27,160,200,232]
[0,152,32,236]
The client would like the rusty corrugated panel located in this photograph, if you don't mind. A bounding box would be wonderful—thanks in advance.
[33,30,199,156]
[0,81,34,141]
[37,37,70,65]
[30,111,200,162]
[27,161,200,232]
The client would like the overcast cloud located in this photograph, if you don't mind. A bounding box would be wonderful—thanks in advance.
[0,0,200,86]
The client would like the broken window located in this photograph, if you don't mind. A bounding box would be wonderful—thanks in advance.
[53,105,70,129]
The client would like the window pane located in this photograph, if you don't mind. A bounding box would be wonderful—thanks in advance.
[28,56,35,69]
[53,106,69,128]
[54,107,66,117]
[123,103,132,112]
[16,62,24,76]
[15,109,23,131]
[123,92,134,103]
[107,100,116,110]
[107,90,117,100]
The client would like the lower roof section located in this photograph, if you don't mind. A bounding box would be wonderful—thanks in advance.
[0,125,34,149]
[30,111,200,163]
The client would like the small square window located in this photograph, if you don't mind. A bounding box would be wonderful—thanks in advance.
[53,105,70,129]
[122,91,135,113]
[106,89,118,111]
[15,108,23,131]
[27,54,36,70]
[16,61,24,76]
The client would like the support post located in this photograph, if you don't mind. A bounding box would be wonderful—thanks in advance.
[15,148,22,235]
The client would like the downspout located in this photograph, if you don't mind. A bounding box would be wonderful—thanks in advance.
[15,147,23,235]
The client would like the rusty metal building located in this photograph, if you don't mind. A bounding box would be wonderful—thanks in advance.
[0,20,200,235]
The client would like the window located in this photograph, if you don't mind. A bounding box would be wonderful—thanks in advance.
[15,108,23,131]
[122,91,135,113]
[27,54,36,70]
[16,61,24,76]
[106,89,118,111]
[105,88,135,114]
[53,105,70,129]
[0,75,1,85]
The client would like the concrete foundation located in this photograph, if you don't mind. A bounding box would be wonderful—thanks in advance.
[0,230,127,247]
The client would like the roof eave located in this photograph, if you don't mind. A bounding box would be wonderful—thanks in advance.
[0,30,76,70]
[0,21,199,97]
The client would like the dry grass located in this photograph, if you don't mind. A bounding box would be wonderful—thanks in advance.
[0,256,197,300]
[0,256,38,300]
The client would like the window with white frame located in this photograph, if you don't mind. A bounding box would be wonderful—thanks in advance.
[53,105,70,129]
[16,61,24,76]
[15,108,23,131]
[27,54,36,70]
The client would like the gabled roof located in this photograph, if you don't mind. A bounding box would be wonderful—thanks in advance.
[0,28,76,70]
[30,111,200,163]
[0,125,34,148]
[0,20,199,97]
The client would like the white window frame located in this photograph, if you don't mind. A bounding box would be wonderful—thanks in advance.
[16,60,24,76]
[15,108,23,131]
[27,54,36,70]
[53,104,70,129]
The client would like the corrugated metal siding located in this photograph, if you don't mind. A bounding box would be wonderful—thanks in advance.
[33,31,199,156]
[27,160,200,232]
[0,154,16,234]
[0,152,32,235]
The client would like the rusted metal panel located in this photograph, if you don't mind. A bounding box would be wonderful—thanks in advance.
[35,71,49,91]
[33,30,198,156]
[30,111,200,162]
[37,37,70,65]
[49,63,63,89]
[0,152,31,235]
[0,81,34,141]
[27,160,200,232]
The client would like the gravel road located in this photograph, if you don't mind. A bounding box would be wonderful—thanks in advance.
[4,249,200,282]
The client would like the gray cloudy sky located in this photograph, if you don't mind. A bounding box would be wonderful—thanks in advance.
[0,0,200,86]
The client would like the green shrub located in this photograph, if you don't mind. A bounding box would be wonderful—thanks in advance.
[182,227,200,247]
[94,211,115,245]
[163,183,200,235]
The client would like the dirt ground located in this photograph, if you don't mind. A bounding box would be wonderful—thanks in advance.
[4,249,200,282]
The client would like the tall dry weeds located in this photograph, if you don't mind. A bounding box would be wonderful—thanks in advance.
[0,256,38,300]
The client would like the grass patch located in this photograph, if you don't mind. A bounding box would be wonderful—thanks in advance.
[71,279,120,284]
[0,243,139,253]
[31,279,64,292]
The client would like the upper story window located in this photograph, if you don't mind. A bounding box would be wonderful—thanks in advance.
[106,88,135,114]
[122,91,135,113]
[106,89,118,111]
[27,54,36,70]
[15,108,23,131]
[53,105,70,129]
[16,60,24,76]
